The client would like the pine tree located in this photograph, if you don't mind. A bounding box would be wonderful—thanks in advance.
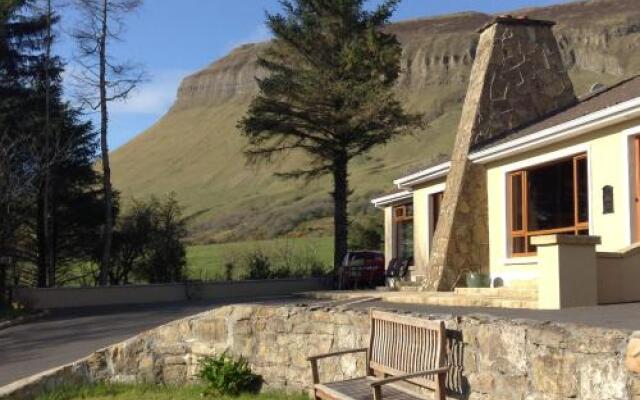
[239,0,422,270]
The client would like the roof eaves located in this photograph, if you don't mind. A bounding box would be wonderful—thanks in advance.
[371,190,413,208]
[393,161,451,189]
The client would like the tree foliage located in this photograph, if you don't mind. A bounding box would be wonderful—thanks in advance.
[239,0,422,268]
[110,194,187,284]
[0,1,104,296]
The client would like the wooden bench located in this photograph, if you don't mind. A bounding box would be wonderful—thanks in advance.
[308,310,448,400]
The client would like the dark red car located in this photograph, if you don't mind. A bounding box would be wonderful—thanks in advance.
[338,251,385,289]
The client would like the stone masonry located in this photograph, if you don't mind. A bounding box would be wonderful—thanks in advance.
[424,17,577,290]
[3,303,640,400]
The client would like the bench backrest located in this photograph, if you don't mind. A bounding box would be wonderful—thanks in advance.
[367,310,446,390]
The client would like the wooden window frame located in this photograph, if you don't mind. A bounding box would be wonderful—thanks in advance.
[508,153,589,257]
[393,204,414,260]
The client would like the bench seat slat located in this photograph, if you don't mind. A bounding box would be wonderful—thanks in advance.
[315,377,421,400]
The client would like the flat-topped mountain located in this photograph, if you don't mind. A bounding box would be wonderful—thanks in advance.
[110,0,640,243]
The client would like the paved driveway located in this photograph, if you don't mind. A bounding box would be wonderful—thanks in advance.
[0,297,299,387]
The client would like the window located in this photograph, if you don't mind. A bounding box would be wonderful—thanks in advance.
[393,204,413,261]
[508,154,589,256]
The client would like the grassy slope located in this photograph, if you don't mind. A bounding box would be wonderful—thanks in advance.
[110,0,640,245]
[187,236,334,280]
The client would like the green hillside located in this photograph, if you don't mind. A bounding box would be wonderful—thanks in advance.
[110,0,640,244]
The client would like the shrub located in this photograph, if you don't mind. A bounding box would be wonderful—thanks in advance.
[348,216,383,251]
[199,353,262,396]
[246,251,271,280]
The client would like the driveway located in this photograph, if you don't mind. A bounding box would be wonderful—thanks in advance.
[0,297,300,387]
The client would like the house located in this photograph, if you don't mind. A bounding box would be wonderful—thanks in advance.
[371,15,640,309]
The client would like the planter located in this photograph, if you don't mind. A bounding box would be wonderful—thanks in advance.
[465,272,491,288]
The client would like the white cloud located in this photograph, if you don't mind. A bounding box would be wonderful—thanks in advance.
[226,23,272,51]
[109,69,188,116]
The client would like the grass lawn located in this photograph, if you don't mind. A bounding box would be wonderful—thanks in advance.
[36,384,308,400]
[187,236,333,280]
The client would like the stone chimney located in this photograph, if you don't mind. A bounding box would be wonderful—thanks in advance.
[423,16,577,291]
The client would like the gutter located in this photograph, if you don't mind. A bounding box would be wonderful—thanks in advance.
[393,161,451,189]
[371,190,413,208]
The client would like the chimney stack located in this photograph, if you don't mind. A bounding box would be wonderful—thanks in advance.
[423,16,576,291]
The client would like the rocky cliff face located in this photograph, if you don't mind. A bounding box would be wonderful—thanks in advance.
[110,0,640,243]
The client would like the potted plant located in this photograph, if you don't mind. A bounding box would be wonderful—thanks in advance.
[465,269,491,288]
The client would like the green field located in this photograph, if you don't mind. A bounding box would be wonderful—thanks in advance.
[36,384,307,400]
[187,236,334,280]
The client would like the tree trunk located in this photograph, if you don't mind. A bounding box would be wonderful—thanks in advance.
[43,0,55,287]
[37,188,47,287]
[98,0,112,286]
[332,155,349,273]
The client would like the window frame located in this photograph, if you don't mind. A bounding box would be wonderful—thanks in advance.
[507,153,589,257]
[393,204,414,261]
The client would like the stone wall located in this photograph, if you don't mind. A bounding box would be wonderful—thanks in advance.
[2,304,640,400]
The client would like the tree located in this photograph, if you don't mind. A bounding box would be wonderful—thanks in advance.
[348,215,383,251]
[0,0,105,293]
[111,194,187,284]
[72,0,145,285]
[239,0,422,269]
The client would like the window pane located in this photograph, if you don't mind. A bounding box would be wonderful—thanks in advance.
[396,221,414,260]
[511,174,523,231]
[405,204,414,217]
[577,157,589,223]
[431,192,443,234]
[527,159,574,231]
[512,236,527,254]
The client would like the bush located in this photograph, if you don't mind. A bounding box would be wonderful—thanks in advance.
[349,216,383,251]
[246,251,271,280]
[199,353,262,396]
[110,193,187,284]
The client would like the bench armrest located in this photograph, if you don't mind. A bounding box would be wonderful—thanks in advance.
[369,367,449,387]
[307,348,368,361]
[308,348,368,384]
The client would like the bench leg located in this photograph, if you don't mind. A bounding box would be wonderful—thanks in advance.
[434,373,446,400]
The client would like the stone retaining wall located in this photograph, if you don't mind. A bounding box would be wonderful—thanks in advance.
[2,304,640,399]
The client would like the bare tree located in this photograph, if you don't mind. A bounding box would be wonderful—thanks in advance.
[72,0,145,285]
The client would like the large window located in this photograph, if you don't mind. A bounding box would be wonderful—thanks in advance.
[508,154,589,256]
[393,204,414,261]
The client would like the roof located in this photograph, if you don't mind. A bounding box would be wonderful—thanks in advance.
[472,75,640,152]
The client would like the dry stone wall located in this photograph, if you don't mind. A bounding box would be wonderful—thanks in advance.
[3,304,640,400]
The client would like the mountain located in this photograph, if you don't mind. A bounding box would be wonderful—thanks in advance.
[110,0,640,244]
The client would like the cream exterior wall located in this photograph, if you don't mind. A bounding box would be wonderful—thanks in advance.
[485,117,640,285]
[411,179,446,278]
[383,206,395,268]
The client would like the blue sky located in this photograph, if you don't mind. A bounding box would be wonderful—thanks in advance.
[55,0,570,150]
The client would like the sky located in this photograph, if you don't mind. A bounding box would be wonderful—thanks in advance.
[54,0,571,150]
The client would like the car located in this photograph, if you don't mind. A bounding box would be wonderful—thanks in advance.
[338,250,385,289]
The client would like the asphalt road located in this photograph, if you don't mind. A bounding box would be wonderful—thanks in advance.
[0,297,302,387]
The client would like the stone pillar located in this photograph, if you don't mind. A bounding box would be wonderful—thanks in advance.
[424,16,577,291]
